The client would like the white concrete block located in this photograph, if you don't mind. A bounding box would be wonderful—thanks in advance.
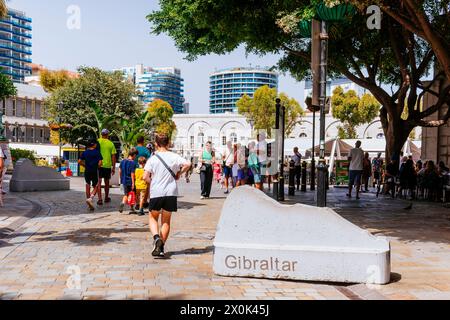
[10,159,70,192]
[213,186,391,284]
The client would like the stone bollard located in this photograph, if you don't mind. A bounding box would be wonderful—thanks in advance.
[213,186,391,284]
[301,161,307,192]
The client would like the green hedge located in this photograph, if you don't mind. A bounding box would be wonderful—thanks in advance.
[10,148,37,164]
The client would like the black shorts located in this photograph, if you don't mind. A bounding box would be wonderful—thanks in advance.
[99,167,112,180]
[84,171,99,187]
[123,185,133,196]
[149,196,177,212]
[374,171,381,180]
[223,166,232,178]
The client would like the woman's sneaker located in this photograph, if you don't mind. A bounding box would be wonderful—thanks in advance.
[152,237,164,257]
[138,209,145,216]
[118,203,125,213]
[159,244,165,258]
[86,198,95,211]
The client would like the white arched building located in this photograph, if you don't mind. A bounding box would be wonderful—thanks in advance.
[172,114,251,157]
[172,113,421,157]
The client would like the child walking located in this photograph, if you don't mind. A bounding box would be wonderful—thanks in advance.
[213,159,222,185]
[143,133,191,258]
[119,148,138,214]
[135,156,149,216]
[78,140,103,211]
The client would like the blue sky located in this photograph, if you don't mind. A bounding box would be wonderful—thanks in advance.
[10,0,305,114]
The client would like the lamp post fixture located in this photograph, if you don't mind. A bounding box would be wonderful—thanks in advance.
[316,19,329,208]
[273,98,285,202]
[298,1,355,207]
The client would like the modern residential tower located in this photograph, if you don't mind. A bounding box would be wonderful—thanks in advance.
[0,8,32,83]
[209,67,278,114]
[117,64,185,114]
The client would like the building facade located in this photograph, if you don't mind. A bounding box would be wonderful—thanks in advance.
[2,83,56,159]
[421,74,450,165]
[117,64,185,114]
[0,8,32,83]
[209,67,278,114]
[172,113,387,158]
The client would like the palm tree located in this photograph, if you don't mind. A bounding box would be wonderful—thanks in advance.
[0,0,8,19]
[71,101,122,138]
[114,111,149,155]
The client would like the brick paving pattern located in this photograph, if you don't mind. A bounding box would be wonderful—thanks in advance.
[0,176,449,300]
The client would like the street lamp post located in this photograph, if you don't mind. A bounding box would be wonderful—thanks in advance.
[316,19,329,208]
[57,102,64,172]
[278,103,285,202]
[311,108,316,191]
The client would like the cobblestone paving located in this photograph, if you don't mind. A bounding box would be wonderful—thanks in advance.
[0,176,449,300]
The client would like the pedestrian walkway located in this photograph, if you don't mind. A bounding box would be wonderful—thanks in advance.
[0,177,448,300]
[277,185,450,300]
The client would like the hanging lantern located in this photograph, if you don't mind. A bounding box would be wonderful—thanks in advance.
[316,2,355,22]
[298,20,312,38]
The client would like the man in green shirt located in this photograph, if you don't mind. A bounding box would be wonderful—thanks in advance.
[97,129,117,205]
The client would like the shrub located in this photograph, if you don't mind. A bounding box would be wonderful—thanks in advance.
[10,148,37,164]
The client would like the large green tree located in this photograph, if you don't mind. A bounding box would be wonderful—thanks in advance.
[331,86,380,138]
[0,73,17,102]
[345,0,450,82]
[148,0,450,159]
[236,85,304,138]
[46,67,142,144]
[147,99,177,140]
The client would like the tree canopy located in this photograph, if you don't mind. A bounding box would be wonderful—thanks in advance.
[237,85,304,138]
[40,69,73,93]
[148,0,450,158]
[147,99,177,140]
[331,86,380,138]
[45,67,142,144]
[0,73,17,102]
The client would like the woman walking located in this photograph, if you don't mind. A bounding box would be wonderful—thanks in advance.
[362,152,372,192]
[198,141,214,199]
[248,141,262,190]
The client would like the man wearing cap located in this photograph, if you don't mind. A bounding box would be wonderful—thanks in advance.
[97,129,117,205]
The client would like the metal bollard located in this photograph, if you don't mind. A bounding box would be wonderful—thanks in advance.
[310,159,316,191]
[301,161,307,192]
[288,159,295,196]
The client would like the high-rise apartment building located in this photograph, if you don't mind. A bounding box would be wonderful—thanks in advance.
[209,67,278,114]
[0,8,32,83]
[117,64,185,114]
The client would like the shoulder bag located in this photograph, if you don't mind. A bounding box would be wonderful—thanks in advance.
[154,153,177,179]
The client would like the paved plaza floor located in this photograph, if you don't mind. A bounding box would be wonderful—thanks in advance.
[0,175,449,300]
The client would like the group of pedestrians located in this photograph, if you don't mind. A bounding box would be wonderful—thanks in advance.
[78,129,117,210]
[195,133,276,199]
[79,131,190,258]
[345,140,450,200]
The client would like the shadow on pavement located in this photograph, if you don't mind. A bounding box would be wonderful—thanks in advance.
[167,245,214,257]
[0,227,14,239]
[0,239,13,248]
[26,227,149,246]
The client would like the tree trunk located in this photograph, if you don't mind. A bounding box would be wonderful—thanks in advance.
[383,117,413,162]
